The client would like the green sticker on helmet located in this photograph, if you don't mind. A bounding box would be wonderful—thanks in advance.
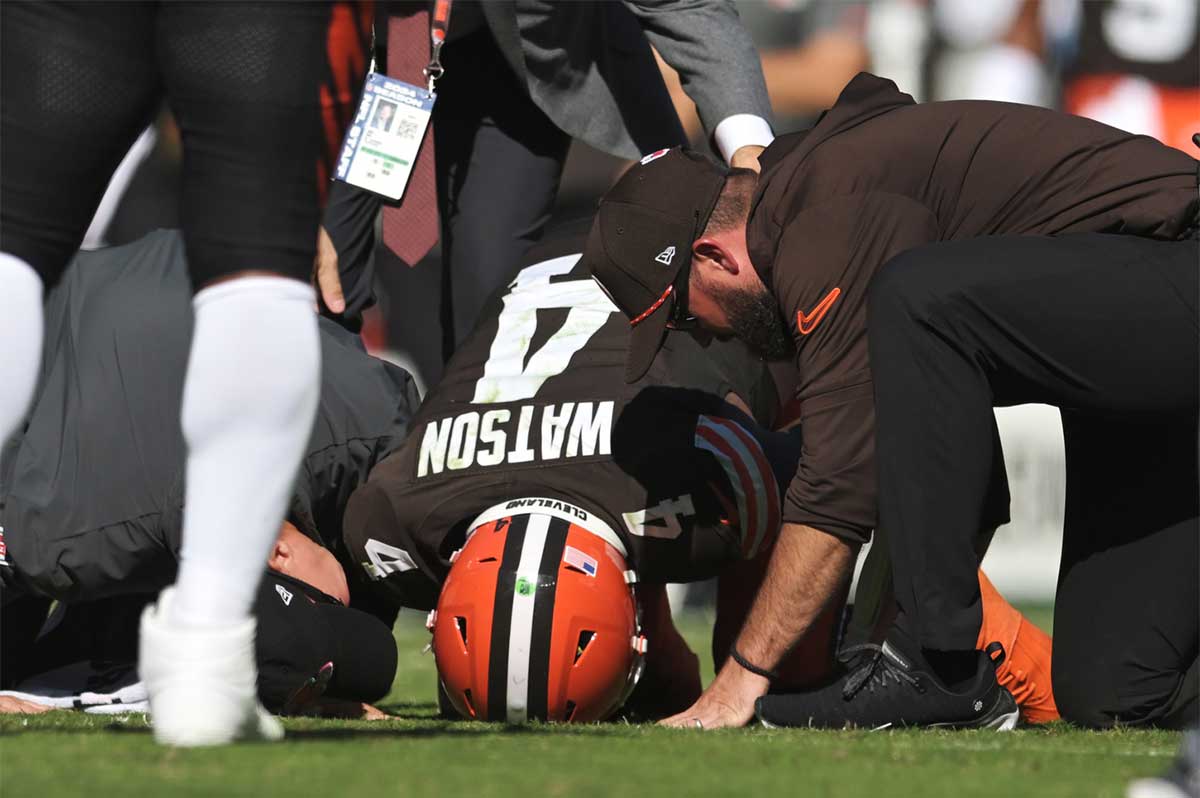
[515,577,535,596]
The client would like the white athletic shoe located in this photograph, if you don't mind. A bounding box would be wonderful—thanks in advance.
[1127,731,1200,798]
[139,588,283,747]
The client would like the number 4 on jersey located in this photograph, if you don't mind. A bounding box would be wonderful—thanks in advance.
[472,255,617,404]
[622,495,697,540]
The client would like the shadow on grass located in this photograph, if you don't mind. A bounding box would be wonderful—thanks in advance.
[0,713,639,741]
[375,701,439,720]
[0,717,152,737]
[283,722,635,741]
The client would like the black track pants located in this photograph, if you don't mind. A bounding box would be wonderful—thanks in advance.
[869,233,1198,728]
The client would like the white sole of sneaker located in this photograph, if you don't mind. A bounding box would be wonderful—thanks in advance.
[929,689,1021,732]
[1125,777,1193,798]
[984,708,1020,731]
[152,702,283,747]
[755,686,1021,732]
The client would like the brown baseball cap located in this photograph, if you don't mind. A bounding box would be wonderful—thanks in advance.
[583,147,730,382]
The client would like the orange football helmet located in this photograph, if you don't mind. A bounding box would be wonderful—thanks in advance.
[429,499,646,723]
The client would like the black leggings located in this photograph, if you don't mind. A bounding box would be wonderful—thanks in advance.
[869,233,1198,728]
[1,1,332,289]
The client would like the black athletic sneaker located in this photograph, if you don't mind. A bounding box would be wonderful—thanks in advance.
[755,640,1019,730]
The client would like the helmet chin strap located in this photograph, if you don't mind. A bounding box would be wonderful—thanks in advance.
[621,569,649,705]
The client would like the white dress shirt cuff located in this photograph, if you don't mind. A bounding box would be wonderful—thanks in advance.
[713,114,775,164]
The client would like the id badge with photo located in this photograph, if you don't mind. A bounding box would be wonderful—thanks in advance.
[334,72,434,201]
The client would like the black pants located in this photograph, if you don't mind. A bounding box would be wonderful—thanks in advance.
[432,30,573,359]
[324,28,573,363]
[869,233,1199,728]
[1,1,332,288]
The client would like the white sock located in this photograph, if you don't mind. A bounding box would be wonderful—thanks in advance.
[0,254,45,447]
[171,276,320,628]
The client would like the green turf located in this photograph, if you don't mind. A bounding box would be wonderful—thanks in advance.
[0,607,1179,798]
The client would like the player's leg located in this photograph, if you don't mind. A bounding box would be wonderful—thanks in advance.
[0,597,52,690]
[753,234,1196,730]
[848,418,1007,644]
[878,234,1198,639]
[846,430,1057,723]
[975,570,1058,724]
[867,233,1195,719]
[137,1,336,746]
[867,248,1001,676]
[846,547,1057,723]
[434,29,571,357]
[0,2,159,447]
[1052,412,1198,729]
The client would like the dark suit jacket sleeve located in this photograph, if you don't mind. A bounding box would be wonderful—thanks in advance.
[771,193,938,544]
[323,179,383,330]
[620,0,773,134]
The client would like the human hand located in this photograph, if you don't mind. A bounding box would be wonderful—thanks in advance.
[300,699,390,720]
[313,226,345,314]
[658,659,769,730]
[730,144,765,173]
[0,696,53,714]
[623,631,702,720]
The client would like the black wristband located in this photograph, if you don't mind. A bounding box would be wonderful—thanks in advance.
[730,647,778,681]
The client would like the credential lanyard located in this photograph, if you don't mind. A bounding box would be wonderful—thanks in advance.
[365,0,452,96]
[335,1,449,200]
[423,0,453,95]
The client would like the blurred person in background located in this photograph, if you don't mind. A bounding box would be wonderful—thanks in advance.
[0,1,368,746]
[659,0,871,136]
[1062,0,1199,154]
[926,0,1058,105]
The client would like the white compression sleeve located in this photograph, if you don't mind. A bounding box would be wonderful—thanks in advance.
[171,276,320,628]
[0,253,45,447]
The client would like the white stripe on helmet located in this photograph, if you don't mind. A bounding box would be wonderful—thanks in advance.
[505,513,550,724]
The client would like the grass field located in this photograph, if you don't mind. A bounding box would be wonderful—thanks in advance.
[0,606,1180,798]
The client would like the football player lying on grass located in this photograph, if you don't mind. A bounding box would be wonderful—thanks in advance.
[0,231,419,718]
[339,223,1057,725]
[0,226,1055,726]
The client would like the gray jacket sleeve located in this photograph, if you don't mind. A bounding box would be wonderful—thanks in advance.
[621,0,773,135]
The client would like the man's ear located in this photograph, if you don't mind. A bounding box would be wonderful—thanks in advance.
[692,237,740,276]
[267,539,292,573]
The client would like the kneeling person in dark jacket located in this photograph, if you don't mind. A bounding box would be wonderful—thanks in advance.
[0,231,420,715]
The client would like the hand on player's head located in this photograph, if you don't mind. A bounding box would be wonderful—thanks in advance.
[269,522,350,606]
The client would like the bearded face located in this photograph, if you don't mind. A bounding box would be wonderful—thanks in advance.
[700,271,792,360]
